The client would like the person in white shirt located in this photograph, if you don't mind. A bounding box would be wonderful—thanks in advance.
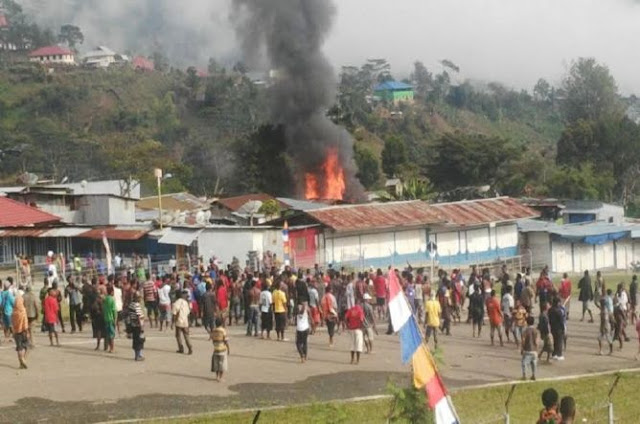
[157,280,172,331]
[295,303,310,363]
[114,280,124,335]
[171,290,193,354]
[259,285,273,339]
[501,286,515,343]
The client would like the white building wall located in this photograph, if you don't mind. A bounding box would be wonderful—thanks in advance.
[551,240,573,273]
[616,240,632,270]
[466,228,490,253]
[395,229,425,255]
[526,232,551,269]
[575,244,595,272]
[497,224,518,248]
[434,231,460,257]
[594,243,615,269]
[107,197,136,225]
[360,233,394,261]
[197,228,283,266]
[331,235,360,263]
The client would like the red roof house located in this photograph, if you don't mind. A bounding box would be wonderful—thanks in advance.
[133,56,154,72]
[29,45,75,64]
[0,197,61,227]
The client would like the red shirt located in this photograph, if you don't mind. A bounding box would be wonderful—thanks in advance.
[345,305,365,330]
[43,296,59,324]
[486,297,502,325]
[559,279,572,299]
[217,285,228,310]
[374,276,386,298]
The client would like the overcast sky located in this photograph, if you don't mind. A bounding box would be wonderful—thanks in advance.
[327,0,640,94]
[22,0,640,94]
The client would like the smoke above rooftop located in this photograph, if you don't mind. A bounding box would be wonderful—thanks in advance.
[231,0,363,200]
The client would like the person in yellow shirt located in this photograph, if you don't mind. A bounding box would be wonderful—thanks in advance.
[425,293,442,349]
[272,283,288,341]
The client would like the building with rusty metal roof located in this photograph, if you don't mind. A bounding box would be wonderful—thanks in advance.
[283,197,538,270]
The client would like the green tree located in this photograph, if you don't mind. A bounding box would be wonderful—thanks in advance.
[411,61,433,102]
[58,24,84,50]
[533,78,552,103]
[561,57,623,123]
[258,199,281,217]
[354,145,381,189]
[151,51,170,72]
[547,163,615,200]
[428,132,521,191]
[557,117,640,204]
[381,136,408,178]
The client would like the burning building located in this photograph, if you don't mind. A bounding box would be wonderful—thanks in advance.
[232,0,363,202]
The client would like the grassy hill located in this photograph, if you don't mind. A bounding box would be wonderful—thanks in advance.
[0,62,564,196]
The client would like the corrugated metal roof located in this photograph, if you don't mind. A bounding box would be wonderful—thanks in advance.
[276,197,328,211]
[214,193,287,212]
[78,228,149,240]
[0,197,61,227]
[158,228,202,246]
[0,228,48,237]
[430,197,539,226]
[39,227,90,238]
[307,201,444,233]
[137,192,208,211]
[374,81,413,91]
[518,219,640,238]
[306,197,538,233]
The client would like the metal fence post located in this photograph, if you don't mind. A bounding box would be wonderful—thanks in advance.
[607,374,620,424]
[504,384,516,424]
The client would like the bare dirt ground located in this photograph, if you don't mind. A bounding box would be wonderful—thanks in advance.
[0,298,637,423]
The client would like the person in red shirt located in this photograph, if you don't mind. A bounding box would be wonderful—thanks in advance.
[486,290,504,346]
[216,279,229,326]
[43,288,60,346]
[373,269,387,320]
[345,300,365,365]
[559,273,572,320]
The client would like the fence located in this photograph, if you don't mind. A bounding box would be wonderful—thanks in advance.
[452,371,635,424]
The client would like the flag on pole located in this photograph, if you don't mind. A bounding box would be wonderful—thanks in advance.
[388,267,459,423]
[102,231,112,275]
[388,269,412,332]
[282,221,290,266]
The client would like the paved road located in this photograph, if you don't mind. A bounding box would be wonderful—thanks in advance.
[0,298,637,423]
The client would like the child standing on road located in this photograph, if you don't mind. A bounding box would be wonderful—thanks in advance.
[210,317,230,382]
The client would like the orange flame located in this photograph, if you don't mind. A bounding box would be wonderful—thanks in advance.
[304,148,346,200]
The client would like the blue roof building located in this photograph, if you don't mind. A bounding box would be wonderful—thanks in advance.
[373,81,414,104]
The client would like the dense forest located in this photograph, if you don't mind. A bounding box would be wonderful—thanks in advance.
[1,0,639,211]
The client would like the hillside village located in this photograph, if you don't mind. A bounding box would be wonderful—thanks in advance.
[1,2,640,280]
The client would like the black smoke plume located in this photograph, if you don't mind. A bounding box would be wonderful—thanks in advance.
[232,0,363,200]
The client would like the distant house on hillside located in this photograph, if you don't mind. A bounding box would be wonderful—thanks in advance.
[132,56,154,72]
[29,45,75,65]
[83,46,117,68]
[0,12,13,51]
[374,81,414,104]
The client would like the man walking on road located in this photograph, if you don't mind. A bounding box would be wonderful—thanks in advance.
[521,316,538,381]
[172,290,193,355]
[425,293,441,349]
[103,286,117,353]
[549,297,565,360]
[43,288,60,347]
[246,281,260,337]
[487,290,504,347]
[578,270,594,323]
[65,278,83,333]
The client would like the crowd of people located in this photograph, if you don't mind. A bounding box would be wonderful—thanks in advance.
[0,256,638,420]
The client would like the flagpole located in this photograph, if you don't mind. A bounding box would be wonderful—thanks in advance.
[393,268,461,423]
